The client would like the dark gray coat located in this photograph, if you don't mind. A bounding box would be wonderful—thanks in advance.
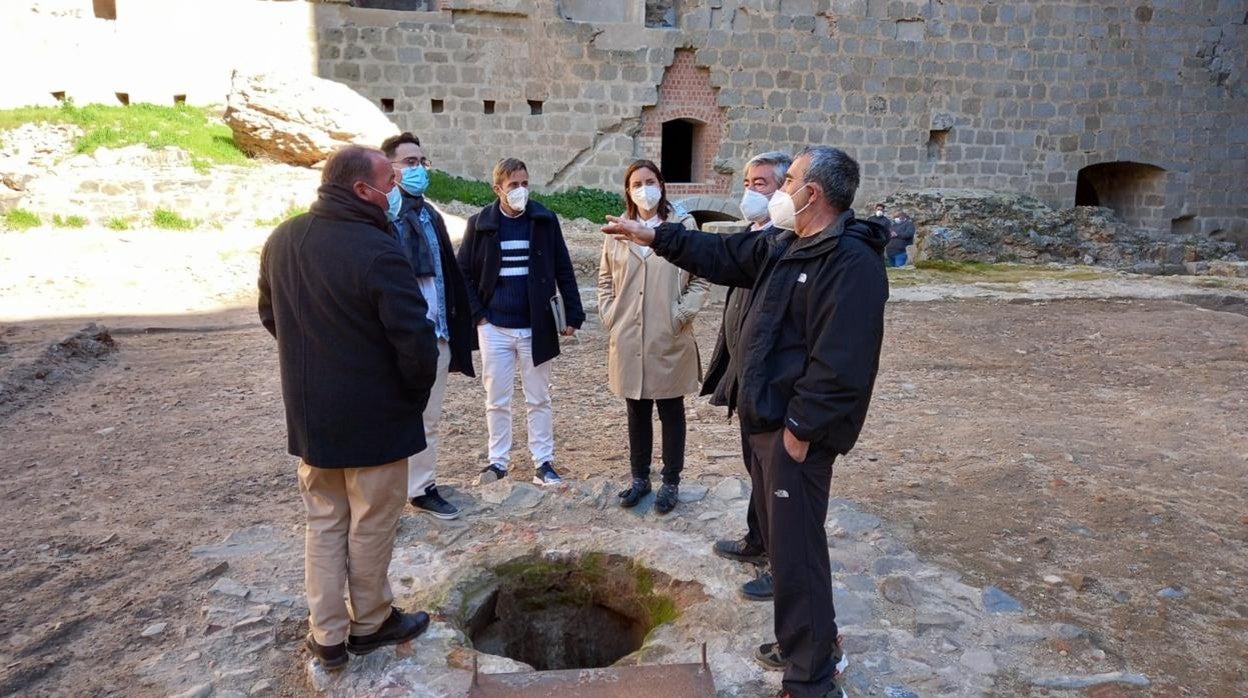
[259,184,439,468]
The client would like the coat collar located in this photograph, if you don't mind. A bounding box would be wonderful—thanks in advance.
[474,199,555,234]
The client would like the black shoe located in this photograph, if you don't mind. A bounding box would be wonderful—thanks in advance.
[617,478,651,508]
[712,538,767,564]
[740,568,774,600]
[475,463,507,485]
[306,633,349,671]
[346,607,430,655]
[410,485,460,520]
[755,641,785,670]
[655,483,679,514]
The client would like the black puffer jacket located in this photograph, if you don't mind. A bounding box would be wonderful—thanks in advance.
[655,211,889,454]
[259,184,439,468]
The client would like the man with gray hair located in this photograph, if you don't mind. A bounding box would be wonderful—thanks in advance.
[707,151,790,601]
[259,146,440,671]
[603,146,890,698]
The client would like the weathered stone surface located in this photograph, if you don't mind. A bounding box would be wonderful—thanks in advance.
[893,189,1239,271]
[223,70,398,167]
[1030,671,1151,689]
[478,480,544,509]
[982,585,1023,613]
[709,477,749,501]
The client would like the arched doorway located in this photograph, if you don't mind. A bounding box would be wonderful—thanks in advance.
[1075,161,1168,233]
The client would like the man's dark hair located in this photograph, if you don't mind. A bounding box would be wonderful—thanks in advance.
[380,132,421,158]
[322,146,381,188]
[796,145,859,212]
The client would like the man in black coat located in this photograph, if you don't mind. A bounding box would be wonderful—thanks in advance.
[258,146,439,672]
[706,151,791,603]
[886,209,916,267]
[603,146,889,698]
[457,157,585,487]
[380,132,475,520]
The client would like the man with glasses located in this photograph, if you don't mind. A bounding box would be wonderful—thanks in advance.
[380,132,476,520]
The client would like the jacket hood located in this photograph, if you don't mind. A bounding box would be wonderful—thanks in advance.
[309,183,391,232]
[848,210,890,254]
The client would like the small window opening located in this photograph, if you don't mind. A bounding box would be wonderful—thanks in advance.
[430,99,444,114]
[93,0,117,20]
[483,100,496,115]
[661,119,699,183]
[528,100,544,116]
[926,129,949,161]
[380,98,395,113]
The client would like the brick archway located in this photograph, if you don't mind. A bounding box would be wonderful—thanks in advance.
[640,50,729,197]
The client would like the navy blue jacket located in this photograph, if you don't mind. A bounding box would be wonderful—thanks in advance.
[456,200,585,366]
[655,211,889,455]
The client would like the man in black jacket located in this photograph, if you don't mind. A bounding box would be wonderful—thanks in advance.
[457,158,585,487]
[886,209,916,267]
[706,151,790,603]
[603,146,889,698]
[380,132,475,520]
[259,146,439,672]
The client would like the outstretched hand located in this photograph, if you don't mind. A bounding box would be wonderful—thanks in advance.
[602,216,655,246]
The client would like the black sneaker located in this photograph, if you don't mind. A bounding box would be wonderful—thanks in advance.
[740,568,774,600]
[475,463,507,485]
[755,640,785,670]
[617,478,651,508]
[533,461,563,486]
[306,633,349,671]
[712,537,767,564]
[655,483,679,514]
[410,484,460,520]
[346,607,430,655]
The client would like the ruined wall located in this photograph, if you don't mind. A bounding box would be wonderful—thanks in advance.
[3,0,1246,241]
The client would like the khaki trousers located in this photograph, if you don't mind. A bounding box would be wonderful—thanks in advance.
[299,458,407,646]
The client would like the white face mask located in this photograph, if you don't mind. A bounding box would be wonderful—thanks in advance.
[630,184,662,213]
[767,185,812,231]
[739,189,771,222]
[876,209,885,217]
[505,186,528,213]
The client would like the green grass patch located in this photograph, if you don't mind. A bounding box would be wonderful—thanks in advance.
[152,208,196,230]
[890,260,1110,288]
[427,170,623,223]
[255,203,309,228]
[104,217,130,231]
[0,101,249,173]
[5,208,42,230]
[52,214,88,228]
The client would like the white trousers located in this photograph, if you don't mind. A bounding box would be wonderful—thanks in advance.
[407,339,450,498]
[477,322,554,470]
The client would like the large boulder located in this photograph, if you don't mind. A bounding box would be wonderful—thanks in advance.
[223,70,398,167]
[886,188,1239,273]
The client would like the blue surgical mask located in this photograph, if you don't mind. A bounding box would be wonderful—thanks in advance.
[363,182,402,221]
[400,165,429,197]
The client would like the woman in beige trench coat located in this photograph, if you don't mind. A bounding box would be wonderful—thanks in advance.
[598,159,710,514]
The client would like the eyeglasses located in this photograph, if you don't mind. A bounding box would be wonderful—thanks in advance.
[391,156,432,169]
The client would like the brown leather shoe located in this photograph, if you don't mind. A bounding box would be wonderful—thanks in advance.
[346,607,430,655]
[305,633,349,671]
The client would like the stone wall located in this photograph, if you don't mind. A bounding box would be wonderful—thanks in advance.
[4,0,1246,245]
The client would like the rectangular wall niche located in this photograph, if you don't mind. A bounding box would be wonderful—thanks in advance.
[528,100,543,116]
[93,0,117,20]
[926,128,949,161]
[483,100,496,115]
[430,99,444,114]
[645,0,677,28]
[380,98,395,113]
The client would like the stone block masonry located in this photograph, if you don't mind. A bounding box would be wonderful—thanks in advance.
[3,0,1244,244]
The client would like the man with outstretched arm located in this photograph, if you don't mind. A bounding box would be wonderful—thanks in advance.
[602,145,890,698]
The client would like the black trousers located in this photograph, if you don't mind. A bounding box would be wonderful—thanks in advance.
[741,421,766,553]
[748,429,838,698]
[625,396,685,485]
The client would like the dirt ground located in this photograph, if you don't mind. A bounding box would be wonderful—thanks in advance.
[1,225,1246,697]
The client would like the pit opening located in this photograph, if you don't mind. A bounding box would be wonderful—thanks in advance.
[463,553,703,671]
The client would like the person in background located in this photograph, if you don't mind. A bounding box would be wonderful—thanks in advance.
[457,157,585,487]
[866,203,890,230]
[886,209,915,267]
[259,146,439,672]
[707,151,791,601]
[380,132,475,520]
[598,159,709,514]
